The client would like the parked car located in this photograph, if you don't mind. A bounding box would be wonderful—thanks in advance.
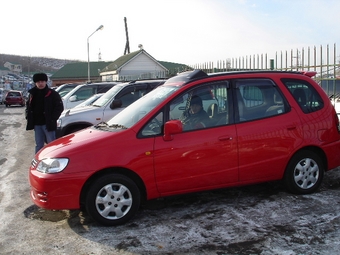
[55,83,80,98]
[0,88,5,104]
[29,70,340,226]
[332,97,340,120]
[56,80,165,138]
[62,82,120,109]
[72,93,104,109]
[4,90,25,107]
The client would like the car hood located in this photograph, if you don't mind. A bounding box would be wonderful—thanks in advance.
[36,127,126,158]
[60,105,98,117]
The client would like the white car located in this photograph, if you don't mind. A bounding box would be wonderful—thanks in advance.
[332,98,340,120]
[62,82,119,109]
[56,79,165,138]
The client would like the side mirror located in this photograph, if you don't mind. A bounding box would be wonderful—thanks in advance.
[69,95,77,102]
[163,120,183,141]
[110,99,123,109]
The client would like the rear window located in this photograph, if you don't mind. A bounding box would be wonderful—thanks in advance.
[7,92,21,97]
[282,79,324,113]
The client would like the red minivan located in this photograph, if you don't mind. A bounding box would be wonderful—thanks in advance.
[29,70,340,226]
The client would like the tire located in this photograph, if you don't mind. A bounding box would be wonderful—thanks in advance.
[284,150,324,194]
[86,174,141,226]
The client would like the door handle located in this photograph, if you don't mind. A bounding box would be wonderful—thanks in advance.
[218,136,233,141]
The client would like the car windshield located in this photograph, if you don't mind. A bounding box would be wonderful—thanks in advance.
[104,85,178,129]
[92,84,123,107]
[74,93,103,108]
[59,89,74,98]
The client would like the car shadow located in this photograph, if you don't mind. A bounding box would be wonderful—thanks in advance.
[22,167,340,253]
[24,180,285,227]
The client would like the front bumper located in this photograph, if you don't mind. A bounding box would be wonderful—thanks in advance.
[29,165,85,210]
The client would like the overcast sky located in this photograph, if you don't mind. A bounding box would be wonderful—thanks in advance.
[1,0,339,66]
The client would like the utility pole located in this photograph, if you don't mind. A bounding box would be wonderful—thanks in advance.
[124,17,130,55]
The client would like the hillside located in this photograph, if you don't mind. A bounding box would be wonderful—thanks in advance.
[0,54,79,73]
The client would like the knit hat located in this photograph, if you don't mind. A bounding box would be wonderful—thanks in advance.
[190,95,203,106]
[33,73,48,83]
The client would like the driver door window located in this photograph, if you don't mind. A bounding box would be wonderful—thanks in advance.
[169,82,229,130]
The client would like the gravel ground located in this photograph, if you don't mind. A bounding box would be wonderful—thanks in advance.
[1,105,340,255]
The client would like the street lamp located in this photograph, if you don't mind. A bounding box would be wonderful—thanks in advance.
[87,25,104,82]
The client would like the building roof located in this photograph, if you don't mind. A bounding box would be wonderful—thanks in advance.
[51,50,191,79]
[157,61,192,74]
[4,61,22,66]
[51,61,114,79]
[0,66,10,71]
[102,49,165,72]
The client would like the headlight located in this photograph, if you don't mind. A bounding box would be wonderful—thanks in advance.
[57,119,62,128]
[36,158,69,173]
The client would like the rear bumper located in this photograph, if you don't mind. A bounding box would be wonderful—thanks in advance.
[323,139,340,170]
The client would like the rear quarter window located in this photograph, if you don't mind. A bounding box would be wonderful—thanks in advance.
[282,79,324,113]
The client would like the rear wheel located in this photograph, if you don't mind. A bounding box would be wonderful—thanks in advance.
[86,174,141,226]
[284,150,324,194]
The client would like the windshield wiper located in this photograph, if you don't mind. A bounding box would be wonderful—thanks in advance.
[96,122,108,127]
[108,124,128,129]
[95,122,127,130]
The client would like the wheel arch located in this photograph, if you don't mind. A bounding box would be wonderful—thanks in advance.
[292,146,328,171]
[79,167,147,208]
[63,121,93,135]
[283,146,326,194]
[288,146,328,171]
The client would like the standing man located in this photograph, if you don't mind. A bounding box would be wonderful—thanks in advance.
[26,73,64,153]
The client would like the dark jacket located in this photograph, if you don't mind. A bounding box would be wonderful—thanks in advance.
[26,86,64,131]
[180,108,210,130]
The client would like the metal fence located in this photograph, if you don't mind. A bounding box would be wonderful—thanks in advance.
[190,43,340,97]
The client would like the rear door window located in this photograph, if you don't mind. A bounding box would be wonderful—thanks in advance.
[74,87,95,101]
[234,79,288,122]
[117,85,148,107]
[97,84,115,93]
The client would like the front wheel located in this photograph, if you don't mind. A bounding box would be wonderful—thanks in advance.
[284,150,324,194]
[86,174,141,226]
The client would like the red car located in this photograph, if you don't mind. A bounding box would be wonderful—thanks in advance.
[29,70,340,226]
[4,90,25,107]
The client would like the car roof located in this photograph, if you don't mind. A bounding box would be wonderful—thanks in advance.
[6,90,22,93]
[164,69,317,86]
[113,80,165,92]
[75,82,120,87]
